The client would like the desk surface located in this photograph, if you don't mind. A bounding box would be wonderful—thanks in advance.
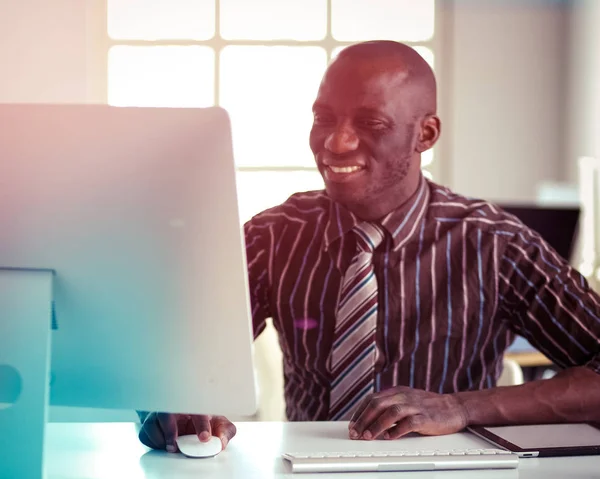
[504,351,554,368]
[45,421,600,479]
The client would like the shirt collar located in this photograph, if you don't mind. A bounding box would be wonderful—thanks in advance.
[324,197,360,251]
[381,175,430,251]
[323,174,430,252]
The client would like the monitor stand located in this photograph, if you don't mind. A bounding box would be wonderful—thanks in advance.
[0,268,54,479]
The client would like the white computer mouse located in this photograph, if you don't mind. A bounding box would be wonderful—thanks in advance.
[176,434,223,458]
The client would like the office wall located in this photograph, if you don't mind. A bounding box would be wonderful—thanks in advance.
[0,0,88,103]
[565,0,600,183]
[442,0,568,202]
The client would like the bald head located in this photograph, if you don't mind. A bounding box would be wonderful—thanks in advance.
[333,40,437,117]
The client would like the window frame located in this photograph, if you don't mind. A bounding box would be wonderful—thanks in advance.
[85,0,444,181]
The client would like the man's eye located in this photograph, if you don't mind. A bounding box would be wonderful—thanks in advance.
[313,113,334,125]
[358,119,385,130]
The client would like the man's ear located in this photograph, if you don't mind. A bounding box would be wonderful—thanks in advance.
[416,115,441,153]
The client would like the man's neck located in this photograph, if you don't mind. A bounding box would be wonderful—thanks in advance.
[349,174,423,222]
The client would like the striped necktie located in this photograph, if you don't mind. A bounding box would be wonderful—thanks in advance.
[329,222,385,421]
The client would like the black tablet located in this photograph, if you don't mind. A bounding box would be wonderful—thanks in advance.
[468,423,600,458]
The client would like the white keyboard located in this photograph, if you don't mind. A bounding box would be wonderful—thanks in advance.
[282,448,519,473]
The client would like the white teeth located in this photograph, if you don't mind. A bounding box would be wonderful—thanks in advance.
[329,165,363,174]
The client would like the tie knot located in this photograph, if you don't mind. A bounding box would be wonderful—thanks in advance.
[353,222,385,253]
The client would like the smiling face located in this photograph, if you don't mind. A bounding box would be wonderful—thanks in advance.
[309,46,440,220]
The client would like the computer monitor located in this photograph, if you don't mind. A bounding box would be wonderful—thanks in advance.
[0,104,257,477]
[499,204,580,263]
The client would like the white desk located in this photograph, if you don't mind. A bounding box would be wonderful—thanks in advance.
[45,421,600,478]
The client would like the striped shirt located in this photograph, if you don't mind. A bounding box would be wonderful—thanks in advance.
[246,176,600,422]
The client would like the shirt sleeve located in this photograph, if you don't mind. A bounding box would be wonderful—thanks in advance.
[244,217,272,339]
[136,410,149,423]
[497,226,600,374]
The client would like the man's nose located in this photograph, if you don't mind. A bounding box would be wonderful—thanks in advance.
[324,122,359,154]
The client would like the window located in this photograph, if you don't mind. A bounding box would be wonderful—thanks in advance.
[104,0,437,222]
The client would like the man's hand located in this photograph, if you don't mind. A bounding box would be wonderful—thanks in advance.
[139,412,237,452]
[348,386,468,440]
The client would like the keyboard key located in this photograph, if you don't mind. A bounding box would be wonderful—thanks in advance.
[372,452,389,457]
[482,449,500,454]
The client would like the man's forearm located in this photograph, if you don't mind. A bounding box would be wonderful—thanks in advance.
[454,367,600,426]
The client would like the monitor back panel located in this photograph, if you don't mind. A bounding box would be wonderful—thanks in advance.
[0,104,257,416]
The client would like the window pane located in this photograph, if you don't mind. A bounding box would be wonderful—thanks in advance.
[236,170,324,222]
[332,0,435,42]
[108,0,215,40]
[422,149,434,168]
[108,46,215,108]
[412,47,434,69]
[221,0,326,40]
[220,46,327,168]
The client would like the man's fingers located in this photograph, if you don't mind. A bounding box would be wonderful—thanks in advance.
[363,404,409,440]
[350,396,392,440]
[211,416,237,449]
[156,413,179,452]
[384,415,422,440]
[348,396,371,433]
[348,393,380,438]
[191,415,213,442]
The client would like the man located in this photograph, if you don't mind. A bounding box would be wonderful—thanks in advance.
[139,40,600,453]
